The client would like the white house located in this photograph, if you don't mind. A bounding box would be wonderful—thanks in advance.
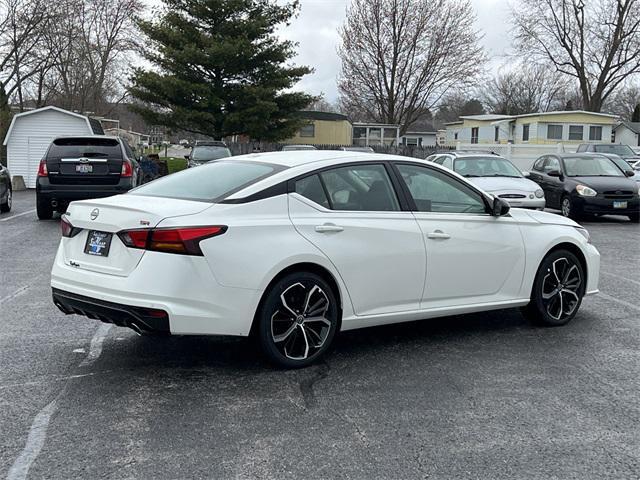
[401,130,437,147]
[3,106,104,188]
[613,121,640,146]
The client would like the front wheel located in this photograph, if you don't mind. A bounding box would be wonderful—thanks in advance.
[0,188,11,213]
[257,272,339,368]
[560,195,578,220]
[522,250,585,326]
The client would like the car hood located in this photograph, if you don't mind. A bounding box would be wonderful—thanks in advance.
[513,208,581,228]
[467,176,541,193]
[569,176,638,191]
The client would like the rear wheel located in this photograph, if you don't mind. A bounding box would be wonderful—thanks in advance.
[628,213,639,223]
[0,188,11,213]
[257,272,339,368]
[522,250,585,326]
[36,194,53,220]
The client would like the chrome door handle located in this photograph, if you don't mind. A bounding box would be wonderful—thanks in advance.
[427,230,450,239]
[315,224,344,233]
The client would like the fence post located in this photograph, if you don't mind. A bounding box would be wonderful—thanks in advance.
[506,143,512,160]
[456,141,461,151]
[556,143,563,153]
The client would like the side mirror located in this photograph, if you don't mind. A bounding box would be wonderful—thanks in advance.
[547,169,562,178]
[522,170,531,177]
[491,197,510,216]
[625,170,635,177]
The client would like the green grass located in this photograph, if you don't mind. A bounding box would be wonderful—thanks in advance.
[164,157,188,174]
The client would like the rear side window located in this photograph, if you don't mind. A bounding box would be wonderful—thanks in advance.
[130,160,280,202]
[295,175,330,208]
[48,138,122,159]
[318,164,400,211]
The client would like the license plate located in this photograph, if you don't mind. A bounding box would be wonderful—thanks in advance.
[84,231,112,257]
[76,164,92,173]
[613,201,627,209]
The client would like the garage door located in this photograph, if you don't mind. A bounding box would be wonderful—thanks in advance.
[26,136,53,188]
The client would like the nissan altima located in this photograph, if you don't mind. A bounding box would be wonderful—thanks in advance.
[51,151,600,368]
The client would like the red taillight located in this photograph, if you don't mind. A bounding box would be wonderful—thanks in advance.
[60,216,81,238]
[121,160,133,177]
[37,159,48,177]
[118,226,226,255]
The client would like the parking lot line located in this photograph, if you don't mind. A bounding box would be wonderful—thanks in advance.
[601,271,640,287]
[0,286,29,305]
[6,324,112,480]
[598,292,640,312]
[0,209,36,222]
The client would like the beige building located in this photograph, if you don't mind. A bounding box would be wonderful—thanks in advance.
[282,111,352,146]
[445,111,618,146]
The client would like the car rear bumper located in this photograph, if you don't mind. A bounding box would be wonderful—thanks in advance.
[52,288,170,334]
[37,177,134,202]
[50,244,262,336]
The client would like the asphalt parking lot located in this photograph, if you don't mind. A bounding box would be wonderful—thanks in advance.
[1,191,639,479]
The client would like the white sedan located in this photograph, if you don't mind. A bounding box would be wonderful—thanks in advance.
[51,151,600,368]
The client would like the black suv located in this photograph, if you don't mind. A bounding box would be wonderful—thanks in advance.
[36,136,142,219]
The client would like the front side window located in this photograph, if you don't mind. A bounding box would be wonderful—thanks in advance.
[299,123,315,137]
[396,164,486,214]
[547,124,563,140]
[589,126,603,141]
[569,125,583,141]
[319,164,400,211]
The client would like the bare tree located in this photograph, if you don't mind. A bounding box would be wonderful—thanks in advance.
[512,0,640,112]
[338,0,485,134]
[604,83,640,119]
[480,64,572,115]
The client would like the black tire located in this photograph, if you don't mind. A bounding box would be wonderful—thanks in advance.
[522,249,585,326]
[257,272,339,368]
[628,213,639,223]
[0,187,11,213]
[36,194,53,220]
[560,195,579,220]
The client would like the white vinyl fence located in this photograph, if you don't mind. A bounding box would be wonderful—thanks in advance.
[455,143,578,171]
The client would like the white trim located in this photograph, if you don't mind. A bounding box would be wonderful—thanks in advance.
[3,106,96,146]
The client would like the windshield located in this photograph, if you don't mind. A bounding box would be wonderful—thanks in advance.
[593,145,635,157]
[563,156,624,177]
[453,156,522,178]
[605,155,632,172]
[191,146,231,162]
[130,160,282,201]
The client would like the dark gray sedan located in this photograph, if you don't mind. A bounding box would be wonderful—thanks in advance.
[0,163,11,213]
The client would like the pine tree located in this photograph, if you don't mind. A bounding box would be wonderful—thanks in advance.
[129,0,314,141]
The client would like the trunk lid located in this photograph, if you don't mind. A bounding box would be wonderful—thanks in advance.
[62,194,212,276]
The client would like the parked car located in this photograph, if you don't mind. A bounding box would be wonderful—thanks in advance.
[36,136,142,220]
[341,146,374,153]
[51,151,600,368]
[577,143,640,167]
[528,153,639,222]
[429,153,545,210]
[598,153,640,184]
[281,144,317,151]
[186,142,232,167]
[0,163,11,213]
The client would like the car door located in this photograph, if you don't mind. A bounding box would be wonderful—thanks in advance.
[392,162,525,309]
[540,156,565,208]
[288,163,426,316]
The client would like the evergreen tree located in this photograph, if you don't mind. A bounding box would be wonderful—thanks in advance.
[129,0,314,141]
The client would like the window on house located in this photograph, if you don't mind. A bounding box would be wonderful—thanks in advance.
[589,126,602,141]
[568,125,583,141]
[471,127,479,144]
[547,124,563,140]
[494,126,499,142]
[454,132,458,140]
[406,137,418,146]
[299,123,315,137]
[522,124,530,142]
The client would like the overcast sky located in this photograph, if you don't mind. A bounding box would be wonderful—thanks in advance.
[281,0,512,102]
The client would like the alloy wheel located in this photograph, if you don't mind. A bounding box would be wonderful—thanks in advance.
[541,257,582,321]
[6,189,11,209]
[270,282,332,360]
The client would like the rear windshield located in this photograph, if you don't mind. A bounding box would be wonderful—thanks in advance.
[48,138,121,159]
[593,144,635,156]
[191,146,231,161]
[130,160,283,202]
